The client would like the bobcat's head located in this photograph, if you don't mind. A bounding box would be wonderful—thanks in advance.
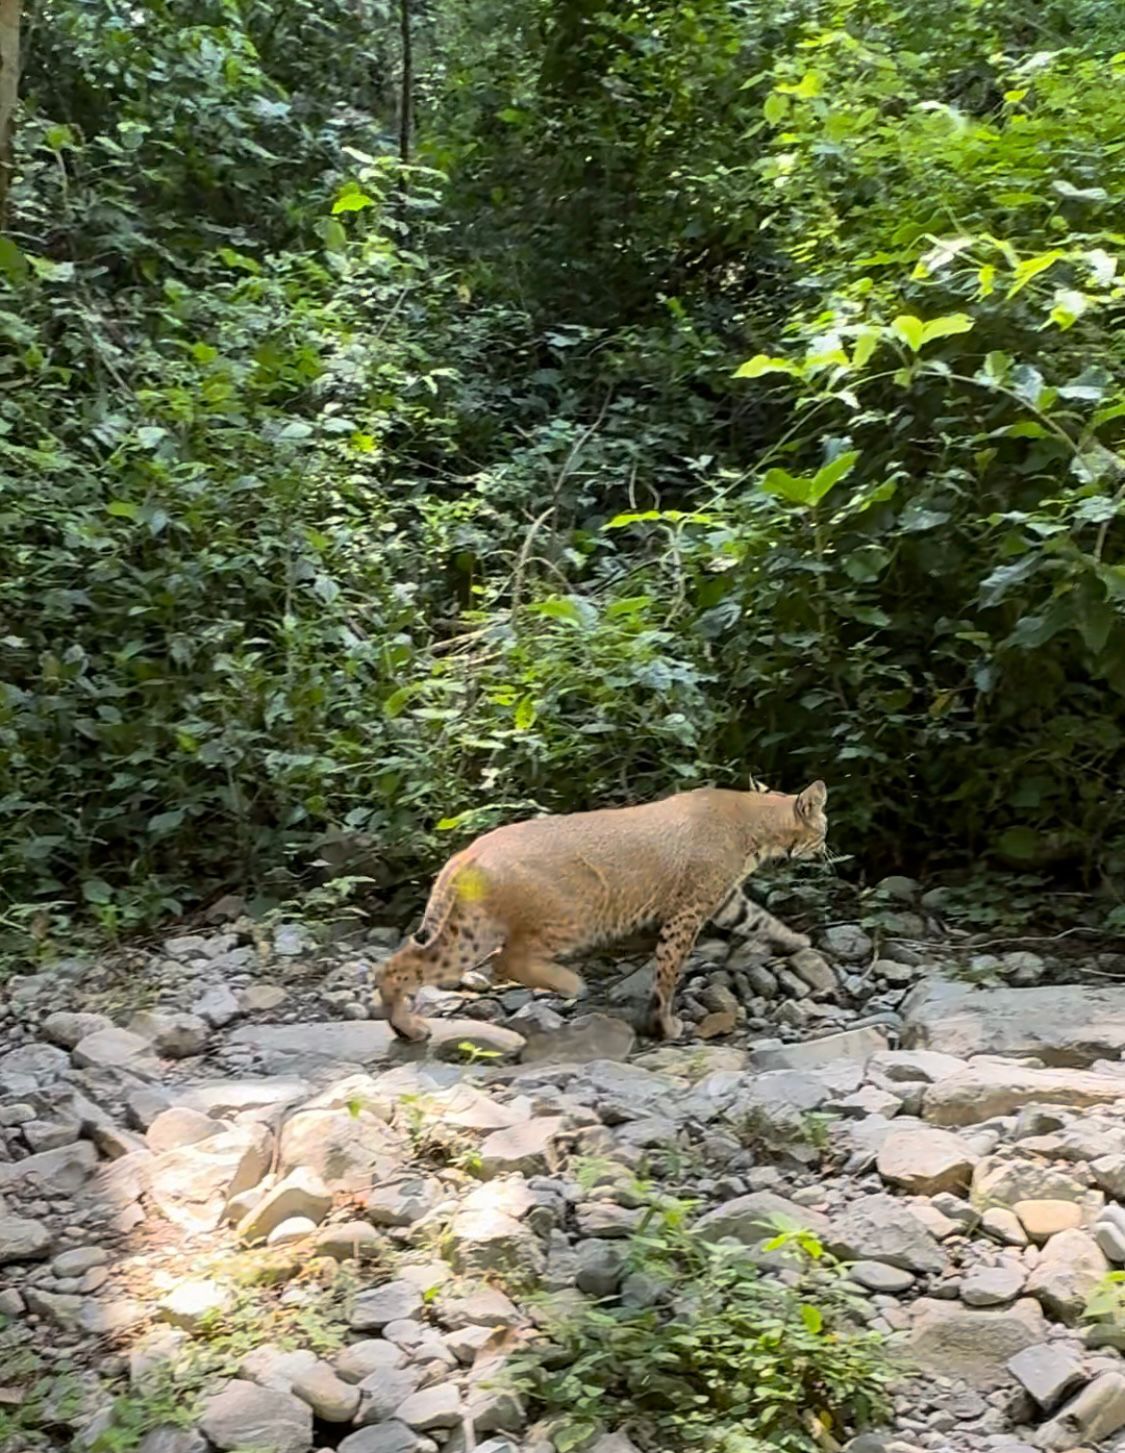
[790,779,828,859]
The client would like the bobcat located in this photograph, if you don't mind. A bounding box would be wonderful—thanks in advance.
[374,779,828,1043]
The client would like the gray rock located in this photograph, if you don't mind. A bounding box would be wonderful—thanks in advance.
[314,1220,381,1260]
[848,1261,915,1294]
[748,1026,888,1073]
[159,1278,233,1330]
[1025,1228,1109,1324]
[335,1339,406,1383]
[339,1424,420,1453]
[199,1379,313,1453]
[149,1124,272,1231]
[230,1018,523,1069]
[960,1263,1025,1307]
[0,1041,70,1093]
[971,1154,1092,1212]
[479,1117,566,1178]
[981,1207,1028,1247]
[350,1279,424,1330]
[696,1191,830,1245]
[819,925,873,962]
[41,1011,114,1048]
[904,979,1125,1066]
[1006,1342,1086,1412]
[129,1010,210,1058]
[1092,1152,1125,1200]
[291,1360,362,1422]
[830,1194,944,1273]
[519,1013,635,1065]
[1036,1371,1125,1450]
[395,1382,461,1430]
[0,1140,97,1195]
[175,1077,310,1120]
[787,948,837,995]
[236,1167,332,1243]
[239,983,290,1012]
[438,1285,521,1329]
[448,1206,545,1278]
[575,1239,627,1296]
[366,1175,443,1227]
[908,1296,1047,1387]
[239,1344,322,1393]
[923,1062,1125,1126]
[355,1366,423,1423]
[193,983,242,1028]
[0,1212,52,1263]
[146,1107,219,1153]
[71,1026,155,1070]
[277,1106,404,1193]
[136,1428,209,1453]
[876,1125,978,1196]
[868,1049,969,1084]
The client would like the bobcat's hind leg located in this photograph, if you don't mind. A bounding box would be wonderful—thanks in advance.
[493,940,585,1000]
[648,909,706,1042]
[712,888,810,954]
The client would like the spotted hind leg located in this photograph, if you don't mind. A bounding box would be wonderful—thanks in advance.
[492,938,585,1000]
[648,909,707,1041]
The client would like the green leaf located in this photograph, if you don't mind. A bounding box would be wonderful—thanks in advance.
[0,236,28,283]
[890,315,925,351]
[733,354,800,379]
[809,449,861,500]
[799,1304,823,1334]
[332,187,376,214]
[383,686,415,719]
[920,313,974,344]
[513,695,537,731]
[81,878,114,905]
[106,500,140,520]
[763,93,788,124]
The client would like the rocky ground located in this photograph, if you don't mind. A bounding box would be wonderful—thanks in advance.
[4,883,1125,1453]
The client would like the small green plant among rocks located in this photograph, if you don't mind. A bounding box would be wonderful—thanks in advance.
[512,1194,895,1452]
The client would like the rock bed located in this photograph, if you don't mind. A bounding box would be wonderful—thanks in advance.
[4,889,1125,1452]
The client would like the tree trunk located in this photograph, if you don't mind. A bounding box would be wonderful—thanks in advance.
[0,0,20,227]
[398,0,412,164]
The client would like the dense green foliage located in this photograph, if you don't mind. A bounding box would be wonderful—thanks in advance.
[512,1190,892,1451]
[2,0,1123,934]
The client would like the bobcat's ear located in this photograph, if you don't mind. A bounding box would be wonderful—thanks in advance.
[795,780,827,819]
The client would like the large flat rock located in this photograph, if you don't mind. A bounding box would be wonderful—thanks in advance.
[924,1062,1125,1127]
[904,979,1125,1067]
[228,1019,524,1071]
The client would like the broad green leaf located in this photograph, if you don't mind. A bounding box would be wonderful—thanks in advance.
[809,450,861,501]
[920,313,974,344]
[106,500,139,519]
[763,93,788,124]
[799,1304,823,1334]
[1007,250,1065,297]
[332,187,376,214]
[760,468,815,506]
[890,315,925,351]
[733,354,800,379]
[0,236,28,283]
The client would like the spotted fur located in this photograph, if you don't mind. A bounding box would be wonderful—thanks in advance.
[374,779,828,1043]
